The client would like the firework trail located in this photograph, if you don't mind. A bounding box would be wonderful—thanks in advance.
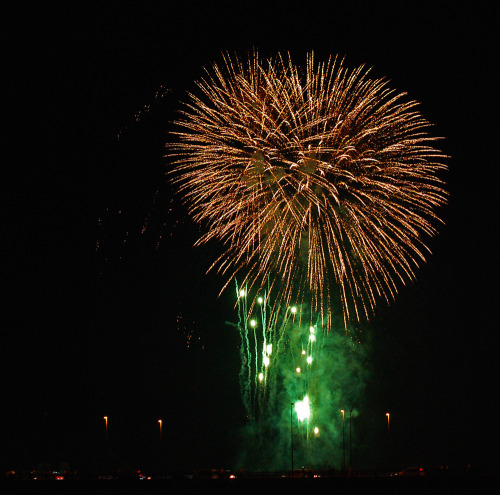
[232,282,368,470]
[233,282,319,424]
[168,51,447,328]
[232,281,299,422]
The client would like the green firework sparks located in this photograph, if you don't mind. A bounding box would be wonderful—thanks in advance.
[233,281,370,471]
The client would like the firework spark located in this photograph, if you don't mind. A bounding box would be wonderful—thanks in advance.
[168,51,447,327]
[230,283,366,469]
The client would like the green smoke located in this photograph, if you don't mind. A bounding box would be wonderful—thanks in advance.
[231,284,371,472]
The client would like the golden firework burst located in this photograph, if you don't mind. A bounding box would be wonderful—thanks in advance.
[168,51,448,328]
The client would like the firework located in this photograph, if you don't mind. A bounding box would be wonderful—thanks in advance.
[232,283,367,470]
[168,51,447,327]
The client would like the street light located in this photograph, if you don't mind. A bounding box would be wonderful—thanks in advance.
[290,403,294,477]
[349,410,352,470]
[103,416,108,442]
[386,412,391,471]
[158,419,163,440]
[341,409,345,472]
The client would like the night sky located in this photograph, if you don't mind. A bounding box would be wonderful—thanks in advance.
[3,1,498,476]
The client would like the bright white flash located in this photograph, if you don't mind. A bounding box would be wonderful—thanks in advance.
[295,396,310,422]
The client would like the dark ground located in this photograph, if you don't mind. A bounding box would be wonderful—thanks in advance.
[1,474,500,495]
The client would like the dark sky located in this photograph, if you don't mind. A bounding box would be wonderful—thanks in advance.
[3,0,498,476]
